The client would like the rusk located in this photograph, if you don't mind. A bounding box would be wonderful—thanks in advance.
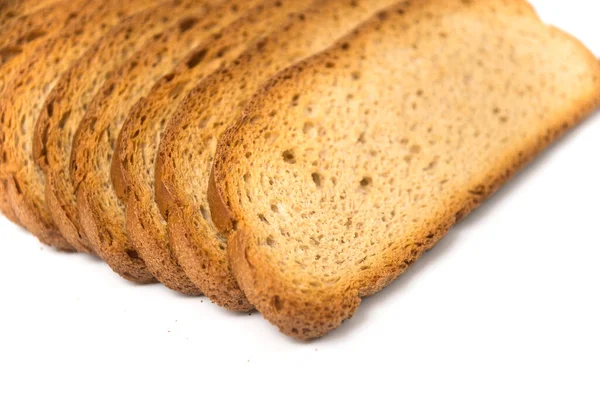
[70,0,262,282]
[113,0,313,294]
[157,0,401,310]
[210,0,600,338]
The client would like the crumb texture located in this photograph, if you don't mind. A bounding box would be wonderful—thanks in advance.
[157,0,401,310]
[70,0,258,282]
[35,0,214,254]
[212,0,600,339]
[0,0,157,249]
[116,0,309,294]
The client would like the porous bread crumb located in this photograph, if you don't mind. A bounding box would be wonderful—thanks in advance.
[0,0,158,250]
[35,0,216,255]
[157,0,402,310]
[211,0,600,339]
[114,0,313,294]
[70,0,261,283]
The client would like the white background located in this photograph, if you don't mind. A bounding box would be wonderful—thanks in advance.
[1,1,599,399]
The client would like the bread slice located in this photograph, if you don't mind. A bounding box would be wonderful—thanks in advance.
[112,0,313,295]
[0,0,113,226]
[209,0,600,339]
[156,0,400,310]
[32,1,215,254]
[69,0,264,283]
[0,0,159,249]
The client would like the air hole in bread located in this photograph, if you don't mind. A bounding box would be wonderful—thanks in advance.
[282,150,295,164]
[291,94,300,106]
[266,236,276,247]
[258,214,269,224]
[23,28,48,44]
[58,111,71,130]
[357,132,366,143]
[311,172,322,188]
[186,49,208,69]
[216,46,229,58]
[360,177,372,187]
[410,144,421,154]
[126,249,141,260]
[46,100,55,118]
[302,121,315,135]
[200,206,209,221]
[179,17,199,33]
[13,179,22,195]
[104,83,115,96]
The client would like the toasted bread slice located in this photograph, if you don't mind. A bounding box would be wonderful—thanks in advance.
[0,0,116,225]
[70,0,263,283]
[32,1,215,254]
[210,0,600,339]
[156,0,401,310]
[0,0,160,249]
[113,0,313,295]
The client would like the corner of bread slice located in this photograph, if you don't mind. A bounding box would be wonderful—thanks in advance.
[45,170,96,254]
[227,224,362,340]
[6,174,74,251]
[0,180,22,227]
[125,190,203,295]
[166,206,252,309]
[77,178,156,284]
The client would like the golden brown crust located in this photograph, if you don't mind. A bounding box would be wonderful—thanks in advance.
[0,0,157,249]
[33,1,208,254]
[210,0,600,339]
[0,0,97,226]
[69,0,256,283]
[157,0,402,311]
[114,0,305,295]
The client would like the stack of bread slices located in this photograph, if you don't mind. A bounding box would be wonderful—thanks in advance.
[1,0,598,339]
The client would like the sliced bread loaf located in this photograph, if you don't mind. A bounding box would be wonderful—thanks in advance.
[0,0,159,249]
[209,0,600,339]
[32,1,214,254]
[0,0,112,226]
[69,0,263,283]
[112,0,313,295]
[156,0,400,310]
